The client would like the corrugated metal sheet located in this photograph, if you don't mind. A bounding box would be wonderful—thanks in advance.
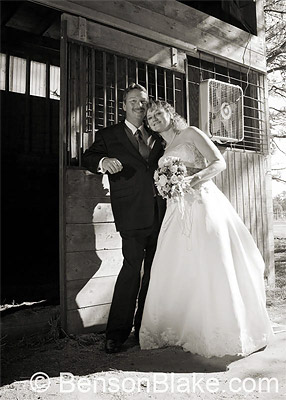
[30,61,46,97]
[9,55,26,94]
[1,53,60,100]
[0,53,6,91]
[50,65,60,100]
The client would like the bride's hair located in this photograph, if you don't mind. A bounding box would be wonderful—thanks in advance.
[146,100,188,134]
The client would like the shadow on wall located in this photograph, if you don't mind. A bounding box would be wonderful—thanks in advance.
[65,170,122,334]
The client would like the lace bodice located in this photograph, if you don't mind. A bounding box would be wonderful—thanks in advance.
[159,131,207,170]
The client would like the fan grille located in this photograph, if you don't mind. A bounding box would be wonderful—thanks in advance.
[208,80,244,142]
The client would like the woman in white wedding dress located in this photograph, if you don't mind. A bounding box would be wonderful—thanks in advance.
[139,100,274,358]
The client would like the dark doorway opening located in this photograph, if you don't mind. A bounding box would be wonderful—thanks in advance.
[1,1,61,305]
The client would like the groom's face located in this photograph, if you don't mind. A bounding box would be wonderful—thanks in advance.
[123,89,148,127]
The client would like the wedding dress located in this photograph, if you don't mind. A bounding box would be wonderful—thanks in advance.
[139,131,274,358]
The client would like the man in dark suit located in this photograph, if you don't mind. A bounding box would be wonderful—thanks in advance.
[82,83,166,353]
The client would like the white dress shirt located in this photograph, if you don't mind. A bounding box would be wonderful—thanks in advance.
[98,120,145,173]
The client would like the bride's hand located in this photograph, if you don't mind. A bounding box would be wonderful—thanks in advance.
[185,174,202,189]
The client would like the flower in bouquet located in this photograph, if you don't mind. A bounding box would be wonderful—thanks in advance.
[154,156,190,200]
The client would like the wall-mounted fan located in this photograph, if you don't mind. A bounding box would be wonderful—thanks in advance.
[199,79,244,143]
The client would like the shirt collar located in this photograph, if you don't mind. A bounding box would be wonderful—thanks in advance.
[125,119,144,135]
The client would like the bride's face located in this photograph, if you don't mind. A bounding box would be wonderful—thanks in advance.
[147,106,172,133]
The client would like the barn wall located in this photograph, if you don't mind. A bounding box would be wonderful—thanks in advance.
[213,150,274,280]
[52,1,274,333]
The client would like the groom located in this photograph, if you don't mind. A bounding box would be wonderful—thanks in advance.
[82,83,166,353]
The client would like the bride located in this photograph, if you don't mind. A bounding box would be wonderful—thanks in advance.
[139,100,274,358]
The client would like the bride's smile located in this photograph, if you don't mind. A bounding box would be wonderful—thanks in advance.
[147,107,172,133]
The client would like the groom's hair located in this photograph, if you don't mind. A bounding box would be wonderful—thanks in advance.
[123,83,148,103]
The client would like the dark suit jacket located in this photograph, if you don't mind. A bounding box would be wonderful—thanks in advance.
[82,122,166,232]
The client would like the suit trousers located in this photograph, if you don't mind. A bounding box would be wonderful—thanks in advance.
[106,199,161,343]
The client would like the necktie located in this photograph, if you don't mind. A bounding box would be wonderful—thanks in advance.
[135,129,150,161]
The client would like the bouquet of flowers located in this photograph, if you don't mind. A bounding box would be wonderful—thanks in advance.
[154,156,190,200]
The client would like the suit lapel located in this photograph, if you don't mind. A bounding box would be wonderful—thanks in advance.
[117,122,164,164]
[118,123,145,163]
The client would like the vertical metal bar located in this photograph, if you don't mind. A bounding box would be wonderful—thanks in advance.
[226,61,231,83]
[59,17,68,333]
[135,61,138,84]
[164,69,167,101]
[78,44,84,166]
[259,74,265,154]
[69,44,74,165]
[125,58,128,87]
[154,66,158,100]
[103,52,107,127]
[239,66,246,152]
[185,58,190,125]
[74,46,80,162]
[114,54,118,124]
[145,64,148,91]
[199,53,203,82]
[172,73,176,110]
[213,55,216,80]
[92,48,96,141]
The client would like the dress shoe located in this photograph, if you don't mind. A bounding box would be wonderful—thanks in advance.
[105,339,122,354]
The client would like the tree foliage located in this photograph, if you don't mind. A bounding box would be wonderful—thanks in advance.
[265,0,286,134]
[264,0,286,183]
[273,191,286,211]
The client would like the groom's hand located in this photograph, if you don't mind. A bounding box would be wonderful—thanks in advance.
[102,158,123,174]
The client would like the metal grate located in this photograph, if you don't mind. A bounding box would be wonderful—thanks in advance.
[187,54,268,154]
[67,43,185,166]
[65,44,268,166]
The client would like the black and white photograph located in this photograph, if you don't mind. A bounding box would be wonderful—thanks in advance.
[1,0,286,399]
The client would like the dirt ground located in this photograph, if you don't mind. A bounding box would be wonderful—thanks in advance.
[1,239,286,400]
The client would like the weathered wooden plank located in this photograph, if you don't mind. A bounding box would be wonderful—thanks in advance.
[246,153,258,243]
[253,155,264,256]
[66,223,122,252]
[67,304,110,334]
[136,0,264,52]
[67,275,117,310]
[259,156,268,263]
[64,14,186,73]
[35,0,266,71]
[66,168,110,197]
[227,151,237,211]
[66,197,114,224]
[240,152,251,232]
[264,155,275,286]
[66,249,123,281]
[68,0,266,70]
[233,151,245,222]
[221,150,230,201]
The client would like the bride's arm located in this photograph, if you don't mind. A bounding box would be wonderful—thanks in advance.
[186,126,226,188]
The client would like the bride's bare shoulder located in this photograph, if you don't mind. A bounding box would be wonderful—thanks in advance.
[179,126,201,143]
